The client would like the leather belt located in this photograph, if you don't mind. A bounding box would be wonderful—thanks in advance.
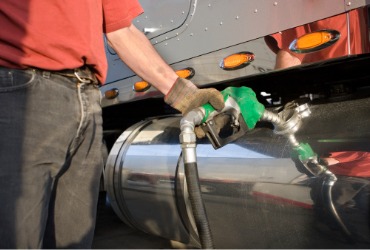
[54,66,98,84]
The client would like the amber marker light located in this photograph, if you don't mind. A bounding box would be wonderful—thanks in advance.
[133,81,151,92]
[289,29,340,53]
[297,31,331,49]
[104,88,119,99]
[175,67,195,79]
[220,52,255,70]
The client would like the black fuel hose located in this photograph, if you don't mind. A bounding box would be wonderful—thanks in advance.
[185,162,214,249]
[322,175,353,242]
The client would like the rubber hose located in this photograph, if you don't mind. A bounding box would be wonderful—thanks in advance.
[322,175,353,242]
[185,162,214,249]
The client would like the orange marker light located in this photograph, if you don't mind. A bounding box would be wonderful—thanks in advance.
[176,67,195,79]
[220,52,254,70]
[296,31,332,50]
[289,29,340,53]
[104,88,119,99]
[133,81,151,92]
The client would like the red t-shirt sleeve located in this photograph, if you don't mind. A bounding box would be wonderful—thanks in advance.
[327,151,370,177]
[102,0,144,33]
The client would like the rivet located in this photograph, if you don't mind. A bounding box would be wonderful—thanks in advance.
[254,9,258,13]
[347,1,352,6]
[273,2,278,6]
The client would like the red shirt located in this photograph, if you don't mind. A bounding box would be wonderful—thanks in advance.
[327,151,370,177]
[0,0,143,83]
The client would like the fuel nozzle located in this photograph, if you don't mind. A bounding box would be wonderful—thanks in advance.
[198,87,328,177]
[199,86,265,149]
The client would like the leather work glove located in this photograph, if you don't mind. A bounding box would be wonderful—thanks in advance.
[164,77,225,115]
[193,113,231,139]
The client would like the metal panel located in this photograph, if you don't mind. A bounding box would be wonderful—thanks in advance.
[134,0,193,39]
[152,0,355,64]
[101,37,276,107]
[102,1,369,106]
[105,0,360,81]
[104,0,195,84]
[345,0,370,10]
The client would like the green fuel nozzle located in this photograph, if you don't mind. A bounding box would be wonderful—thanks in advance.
[201,86,265,128]
[197,86,328,176]
[199,87,265,148]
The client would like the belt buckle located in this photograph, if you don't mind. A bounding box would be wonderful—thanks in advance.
[74,68,91,83]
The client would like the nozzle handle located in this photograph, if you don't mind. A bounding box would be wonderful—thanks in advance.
[199,86,265,149]
[201,86,265,129]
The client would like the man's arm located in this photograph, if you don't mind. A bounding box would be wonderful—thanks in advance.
[275,49,301,69]
[106,23,178,95]
[105,23,225,116]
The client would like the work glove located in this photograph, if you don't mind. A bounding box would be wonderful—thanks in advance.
[164,77,225,115]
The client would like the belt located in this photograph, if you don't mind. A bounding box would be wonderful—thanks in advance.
[55,66,98,84]
[33,66,99,85]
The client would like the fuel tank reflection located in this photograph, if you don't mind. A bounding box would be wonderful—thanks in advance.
[105,97,370,249]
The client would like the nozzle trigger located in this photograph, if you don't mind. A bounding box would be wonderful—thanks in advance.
[200,114,249,149]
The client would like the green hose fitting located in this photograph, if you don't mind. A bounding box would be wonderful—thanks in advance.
[291,142,317,162]
[202,86,265,129]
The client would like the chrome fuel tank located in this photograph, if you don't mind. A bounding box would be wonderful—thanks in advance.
[105,97,370,248]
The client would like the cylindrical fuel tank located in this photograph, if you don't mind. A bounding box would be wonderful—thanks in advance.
[105,97,370,249]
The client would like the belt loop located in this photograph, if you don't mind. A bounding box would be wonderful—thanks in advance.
[42,71,51,79]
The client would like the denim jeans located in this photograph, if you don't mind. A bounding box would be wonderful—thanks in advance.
[0,67,104,248]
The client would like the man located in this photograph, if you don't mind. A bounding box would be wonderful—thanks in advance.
[0,0,224,248]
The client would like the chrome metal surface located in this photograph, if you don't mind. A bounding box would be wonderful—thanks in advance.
[105,116,195,244]
[102,1,369,107]
[105,97,370,248]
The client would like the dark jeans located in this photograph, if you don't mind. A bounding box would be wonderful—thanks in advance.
[0,67,104,248]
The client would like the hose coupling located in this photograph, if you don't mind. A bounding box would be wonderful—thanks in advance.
[180,108,204,163]
[260,98,311,136]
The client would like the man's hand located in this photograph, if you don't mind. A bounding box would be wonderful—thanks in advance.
[164,77,224,115]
